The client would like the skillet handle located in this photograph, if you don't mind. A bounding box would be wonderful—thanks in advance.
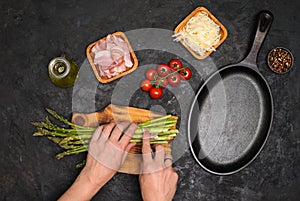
[240,10,273,68]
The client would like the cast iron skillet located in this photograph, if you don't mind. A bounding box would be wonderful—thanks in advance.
[188,11,274,175]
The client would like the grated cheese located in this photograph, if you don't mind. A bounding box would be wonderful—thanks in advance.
[173,11,221,56]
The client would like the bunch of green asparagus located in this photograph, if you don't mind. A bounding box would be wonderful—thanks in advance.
[32,109,179,161]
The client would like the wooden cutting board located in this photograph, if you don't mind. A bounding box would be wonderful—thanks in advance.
[72,104,177,174]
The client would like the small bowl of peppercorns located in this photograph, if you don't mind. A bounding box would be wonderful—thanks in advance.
[267,47,294,74]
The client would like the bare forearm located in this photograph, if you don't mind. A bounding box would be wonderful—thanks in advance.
[58,123,138,200]
[58,170,103,201]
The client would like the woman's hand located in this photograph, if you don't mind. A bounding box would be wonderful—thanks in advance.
[139,131,178,201]
[85,122,137,187]
[58,122,137,201]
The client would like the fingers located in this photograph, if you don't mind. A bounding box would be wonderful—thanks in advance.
[121,142,136,164]
[119,123,137,147]
[110,121,131,142]
[164,154,173,167]
[90,126,103,142]
[101,123,116,140]
[164,159,173,168]
[95,122,137,153]
[154,145,165,166]
[142,131,153,163]
[125,142,136,153]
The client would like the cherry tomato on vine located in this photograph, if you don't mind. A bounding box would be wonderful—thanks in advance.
[169,59,182,71]
[141,79,153,92]
[179,68,192,80]
[150,87,163,99]
[168,73,181,86]
[157,64,171,77]
[156,77,168,88]
[145,69,157,81]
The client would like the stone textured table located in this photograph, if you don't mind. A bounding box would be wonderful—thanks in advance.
[0,0,299,200]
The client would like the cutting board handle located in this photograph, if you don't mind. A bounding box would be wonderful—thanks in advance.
[72,105,113,127]
[72,104,168,127]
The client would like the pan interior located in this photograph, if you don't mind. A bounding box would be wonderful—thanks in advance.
[189,66,272,174]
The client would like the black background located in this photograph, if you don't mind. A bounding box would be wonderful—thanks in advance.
[0,0,300,200]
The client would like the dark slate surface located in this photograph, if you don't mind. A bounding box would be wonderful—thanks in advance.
[1,0,300,200]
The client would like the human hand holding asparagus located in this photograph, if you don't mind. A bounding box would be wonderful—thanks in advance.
[58,122,137,201]
[139,131,178,201]
[58,122,178,201]
[32,109,179,167]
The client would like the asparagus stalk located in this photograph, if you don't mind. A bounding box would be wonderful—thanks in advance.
[75,160,86,168]
[138,120,177,128]
[56,147,88,159]
[32,109,179,163]
[45,108,93,130]
[138,115,172,127]
[135,141,169,145]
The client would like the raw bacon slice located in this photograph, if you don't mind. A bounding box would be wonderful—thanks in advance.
[110,46,124,64]
[92,33,134,78]
[111,35,133,67]
[114,62,126,73]
[124,52,133,67]
[91,38,107,53]
[106,34,115,50]
[94,50,114,69]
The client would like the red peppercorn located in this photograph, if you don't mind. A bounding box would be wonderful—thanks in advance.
[267,47,293,74]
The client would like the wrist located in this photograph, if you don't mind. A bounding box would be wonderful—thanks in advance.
[79,167,105,190]
[58,169,103,201]
[141,191,165,201]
